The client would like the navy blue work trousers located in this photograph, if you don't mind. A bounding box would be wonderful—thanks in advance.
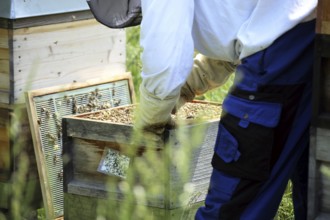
[196,19,315,220]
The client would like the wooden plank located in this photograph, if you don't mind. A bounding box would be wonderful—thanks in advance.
[11,19,126,103]
[0,28,9,48]
[321,58,330,113]
[0,11,95,29]
[320,162,330,213]
[317,0,330,34]
[316,212,330,220]
[65,116,134,143]
[316,128,330,162]
[0,28,10,104]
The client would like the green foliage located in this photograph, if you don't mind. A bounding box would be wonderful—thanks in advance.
[276,182,294,220]
[126,26,142,99]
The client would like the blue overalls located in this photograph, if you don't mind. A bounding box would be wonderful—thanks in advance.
[195,20,315,220]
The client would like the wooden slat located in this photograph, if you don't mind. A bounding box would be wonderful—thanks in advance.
[316,212,330,220]
[65,116,134,143]
[320,162,330,213]
[0,11,95,29]
[9,19,125,104]
[316,128,330,162]
[0,28,10,104]
[0,28,9,48]
[317,0,330,34]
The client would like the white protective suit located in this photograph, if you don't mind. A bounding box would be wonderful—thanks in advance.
[135,0,317,141]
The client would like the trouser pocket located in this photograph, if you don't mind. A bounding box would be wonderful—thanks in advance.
[213,93,282,181]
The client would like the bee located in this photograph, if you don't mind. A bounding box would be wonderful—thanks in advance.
[47,133,57,145]
[53,154,60,165]
[113,99,121,107]
[58,169,63,181]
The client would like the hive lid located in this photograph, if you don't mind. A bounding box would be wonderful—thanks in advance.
[0,0,89,19]
[25,73,135,219]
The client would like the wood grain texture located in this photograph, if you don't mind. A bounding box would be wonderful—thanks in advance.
[317,0,330,34]
[0,28,10,104]
[26,74,134,219]
[63,108,219,210]
[316,128,330,162]
[3,19,126,104]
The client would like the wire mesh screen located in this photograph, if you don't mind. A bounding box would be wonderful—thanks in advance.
[30,79,133,218]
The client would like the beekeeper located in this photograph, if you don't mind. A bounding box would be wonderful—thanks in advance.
[132,1,317,219]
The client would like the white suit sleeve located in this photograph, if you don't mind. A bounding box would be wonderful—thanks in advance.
[140,0,195,100]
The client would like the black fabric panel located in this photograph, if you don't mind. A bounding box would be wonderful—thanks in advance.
[219,179,264,220]
[212,84,306,180]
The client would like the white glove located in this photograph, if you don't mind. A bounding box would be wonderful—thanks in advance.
[175,54,235,111]
[133,84,179,148]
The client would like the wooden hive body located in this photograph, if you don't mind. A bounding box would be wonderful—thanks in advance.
[62,103,220,219]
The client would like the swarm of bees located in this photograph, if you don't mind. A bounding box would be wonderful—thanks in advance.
[37,87,123,182]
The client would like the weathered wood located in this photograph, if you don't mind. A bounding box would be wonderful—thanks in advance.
[26,74,134,219]
[12,19,126,103]
[320,162,330,213]
[309,127,330,219]
[316,128,330,162]
[321,58,330,113]
[65,116,134,143]
[0,28,11,104]
[63,105,219,213]
[315,212,330,220]
[309,127,320,220]
[309,2,330,219]
[317,0,330,34]
[0,11,95,29]
[0,19,126,104]
[312,35,330,129]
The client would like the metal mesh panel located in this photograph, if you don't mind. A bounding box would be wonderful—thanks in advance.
[31,79,132,218]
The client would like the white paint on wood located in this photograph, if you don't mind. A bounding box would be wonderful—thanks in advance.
[9,19,126,103]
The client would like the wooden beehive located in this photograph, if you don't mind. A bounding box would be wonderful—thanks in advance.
[0,2,126,217]
[62,103,221,220]
[25,75,134,219]
[308,0,330,219]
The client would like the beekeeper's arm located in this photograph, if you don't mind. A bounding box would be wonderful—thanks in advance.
[134,0,194,146]
[176,54,235,111]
